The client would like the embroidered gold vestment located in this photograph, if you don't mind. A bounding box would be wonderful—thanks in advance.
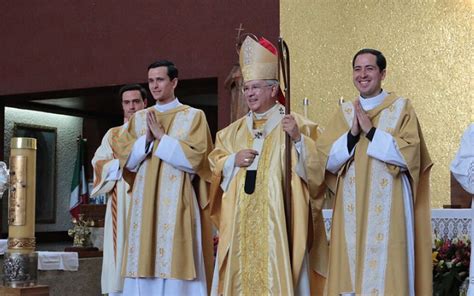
[310,93,432,295]
[209,108,328,295]
[113,105,214,285]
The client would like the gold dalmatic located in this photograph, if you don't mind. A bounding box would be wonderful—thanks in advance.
[114,105,214,282]
[310,93,433,295]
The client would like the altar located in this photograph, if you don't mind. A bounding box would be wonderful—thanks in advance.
[0,240,101,296]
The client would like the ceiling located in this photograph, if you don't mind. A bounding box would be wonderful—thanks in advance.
[1,78,218,119]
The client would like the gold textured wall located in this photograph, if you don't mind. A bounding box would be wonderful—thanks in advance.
[281,0,473,208]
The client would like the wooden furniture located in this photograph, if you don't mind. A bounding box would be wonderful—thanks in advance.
[0,285,49,296]
[64,246,102,258]
[79,204,106,227]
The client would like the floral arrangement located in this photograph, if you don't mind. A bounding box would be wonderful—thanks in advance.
[432,234,471,296]
[68,214,94,248]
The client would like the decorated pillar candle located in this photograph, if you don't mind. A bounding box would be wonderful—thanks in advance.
[8,137,37,253]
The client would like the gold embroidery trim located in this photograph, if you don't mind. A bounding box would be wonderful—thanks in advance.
[239,130,271,295]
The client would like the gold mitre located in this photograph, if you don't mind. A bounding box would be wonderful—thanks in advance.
[239,36,278,82]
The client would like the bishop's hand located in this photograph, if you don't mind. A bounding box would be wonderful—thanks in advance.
[282,114,301,142]
[235,149,259,167]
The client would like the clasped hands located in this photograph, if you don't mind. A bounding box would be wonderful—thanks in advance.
[146,111,166,143]
[234,114,301,168]
[351,99,373,136]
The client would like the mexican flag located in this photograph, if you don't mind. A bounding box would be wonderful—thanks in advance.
[69,138,89,218]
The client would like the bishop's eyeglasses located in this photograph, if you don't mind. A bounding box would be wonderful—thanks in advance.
[241,84,274,94]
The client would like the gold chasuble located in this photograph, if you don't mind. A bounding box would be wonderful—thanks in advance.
[113,105,214,285]
[310,93,432,295]
[209,104,328,295]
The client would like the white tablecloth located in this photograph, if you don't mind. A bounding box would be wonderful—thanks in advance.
[431,209,472,240]
[0,241,79,271]
[37,251,79,271]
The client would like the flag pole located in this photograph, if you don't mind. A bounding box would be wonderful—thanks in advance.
[69,136,89,218]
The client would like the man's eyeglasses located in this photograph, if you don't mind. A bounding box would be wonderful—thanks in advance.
[241,84,274,94]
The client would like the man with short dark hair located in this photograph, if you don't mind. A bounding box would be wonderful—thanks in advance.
[311,49,433,295]
[91,83,147,296]
[119,84,148,121]
[115,60,214,295]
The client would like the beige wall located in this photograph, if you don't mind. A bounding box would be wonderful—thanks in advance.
[281,0,472,208]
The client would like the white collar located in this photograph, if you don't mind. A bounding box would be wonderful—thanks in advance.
[254,103,279,120]
[359,90,388,111]
[154,98,182,112]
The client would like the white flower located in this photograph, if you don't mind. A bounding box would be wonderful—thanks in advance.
[459,234,470,244]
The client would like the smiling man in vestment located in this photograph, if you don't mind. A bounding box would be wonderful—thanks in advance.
[310,49,433,295]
